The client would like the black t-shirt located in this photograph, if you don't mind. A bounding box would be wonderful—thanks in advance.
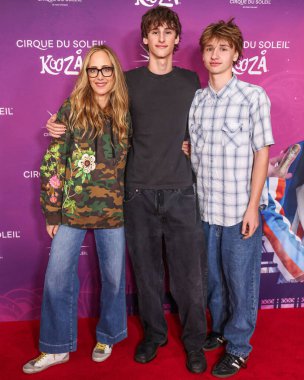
[125,66,200,189]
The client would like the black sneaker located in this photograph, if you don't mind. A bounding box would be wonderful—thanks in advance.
[186,350,207,374]
[203,332,226,351]
[212,353,248,378]
[134,339,168,364]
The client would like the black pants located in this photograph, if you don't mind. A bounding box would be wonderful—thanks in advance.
[124,186,207,352]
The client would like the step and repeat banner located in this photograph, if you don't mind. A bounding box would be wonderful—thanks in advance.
[1,0,304,321]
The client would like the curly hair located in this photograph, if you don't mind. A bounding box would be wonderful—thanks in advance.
[141,6,182,52]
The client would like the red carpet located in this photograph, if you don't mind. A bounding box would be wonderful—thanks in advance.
[1,309,303,380]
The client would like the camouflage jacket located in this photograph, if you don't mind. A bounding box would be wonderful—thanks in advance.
[40,99,130,229]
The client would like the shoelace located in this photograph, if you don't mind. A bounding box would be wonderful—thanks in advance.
[221,354,247,369]
[207,333,225,344]
[216,336,225,344]
[95,343,108,351]
[34,352,47,364]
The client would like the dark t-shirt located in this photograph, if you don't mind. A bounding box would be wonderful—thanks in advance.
[125,66,200,189]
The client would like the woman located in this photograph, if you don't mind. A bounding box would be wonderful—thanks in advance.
[23,45,130,374]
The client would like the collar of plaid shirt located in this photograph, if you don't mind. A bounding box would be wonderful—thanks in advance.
[207,74,237,100]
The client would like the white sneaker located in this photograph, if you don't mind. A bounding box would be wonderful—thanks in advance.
[23,352,69,374]
[92,342,113,362]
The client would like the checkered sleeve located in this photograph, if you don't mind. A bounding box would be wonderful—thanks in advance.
[250,89,274,151]
[189,91,200,175]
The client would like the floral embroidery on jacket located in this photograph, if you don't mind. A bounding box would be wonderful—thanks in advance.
[42,143,98,216]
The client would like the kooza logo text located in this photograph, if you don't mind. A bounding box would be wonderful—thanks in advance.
[135,0,179,7]
[40,50,83,75]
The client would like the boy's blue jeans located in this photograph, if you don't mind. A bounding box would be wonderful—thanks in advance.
[203,216,262,358]
[39,225,127,353]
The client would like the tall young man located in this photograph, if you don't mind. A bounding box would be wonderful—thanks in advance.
[189,19,274,378]
[124,6,206,373]
[46,6,207,374]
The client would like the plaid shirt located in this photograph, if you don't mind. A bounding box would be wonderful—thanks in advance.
[189,75,274,226]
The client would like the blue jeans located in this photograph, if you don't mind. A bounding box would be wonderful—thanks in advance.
[39,225,127,353]
[203,217,262,358]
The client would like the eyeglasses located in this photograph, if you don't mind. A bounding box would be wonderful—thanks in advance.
[86,66,114,78]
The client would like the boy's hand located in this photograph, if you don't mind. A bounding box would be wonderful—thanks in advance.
[241,206,259,240]
[46,113,66,138]
[182,141,191,157]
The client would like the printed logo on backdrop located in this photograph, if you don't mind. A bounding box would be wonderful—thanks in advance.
[135,0,180,7]
[229,0,271,8]
[23,170,40,179]
[37,0,83,7]
[0,230,21,262]
[16,40,105,76]
[0,231,21,239]
[0,107,14,116]
[234,40,290,76]
[46,245,89,256]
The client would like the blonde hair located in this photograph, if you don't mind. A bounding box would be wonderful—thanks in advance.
[199,18,243,65]
[69,45,129,144]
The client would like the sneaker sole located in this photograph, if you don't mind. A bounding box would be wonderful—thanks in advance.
[23,355,69,374]
[186,362,207,374]
[211,370,240,378]
[135,353,157,364]
[92,352,112,363]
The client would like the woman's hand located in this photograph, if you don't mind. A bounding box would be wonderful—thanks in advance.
[46,224,59,239]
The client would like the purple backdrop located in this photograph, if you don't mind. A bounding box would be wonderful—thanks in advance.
[1,0,304,321]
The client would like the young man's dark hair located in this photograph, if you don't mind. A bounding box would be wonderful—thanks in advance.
[199,18,243,65]
[141,5,182,52]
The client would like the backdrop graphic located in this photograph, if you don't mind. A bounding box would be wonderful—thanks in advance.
[1,0,304,321]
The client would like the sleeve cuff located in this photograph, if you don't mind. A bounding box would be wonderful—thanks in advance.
[45,212,62,225]
[253,139,275,152]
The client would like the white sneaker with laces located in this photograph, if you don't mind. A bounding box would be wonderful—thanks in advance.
[23,352,69,374]
[92,342,113,362]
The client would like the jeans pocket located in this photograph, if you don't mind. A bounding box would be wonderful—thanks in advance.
[179,185,195,196]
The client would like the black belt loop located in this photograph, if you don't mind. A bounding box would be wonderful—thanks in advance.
[156,190,164,213]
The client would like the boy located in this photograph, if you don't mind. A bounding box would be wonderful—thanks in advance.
[189,19,274,378]
[124,6,207,373]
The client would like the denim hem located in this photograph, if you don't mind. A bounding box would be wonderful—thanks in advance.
[226,348,251,359]
[39,339,77,354]
[96,328,127,345]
